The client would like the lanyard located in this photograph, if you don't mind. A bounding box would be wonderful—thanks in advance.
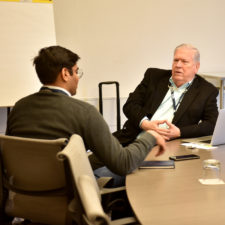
[169,82,191,114]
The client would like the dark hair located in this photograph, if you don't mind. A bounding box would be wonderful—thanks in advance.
[33,45,80,84]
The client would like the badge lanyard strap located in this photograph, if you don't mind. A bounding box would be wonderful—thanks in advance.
[169,83,191,114]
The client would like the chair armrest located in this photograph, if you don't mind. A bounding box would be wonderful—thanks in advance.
[77,175,110,224]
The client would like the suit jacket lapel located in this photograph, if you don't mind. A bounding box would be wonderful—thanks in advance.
[172,77,200,124]
[150,76,170,115]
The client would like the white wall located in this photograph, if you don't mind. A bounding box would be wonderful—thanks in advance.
[1,0,225,133]
[53,0,225,99]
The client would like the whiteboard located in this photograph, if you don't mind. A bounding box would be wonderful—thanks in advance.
[0,2,56,107]
[53,0,225,99]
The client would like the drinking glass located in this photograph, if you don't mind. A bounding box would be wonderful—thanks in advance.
[202,159,221,181]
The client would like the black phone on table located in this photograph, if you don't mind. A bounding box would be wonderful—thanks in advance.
[169,154,200,161]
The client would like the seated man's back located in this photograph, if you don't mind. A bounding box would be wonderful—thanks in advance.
[6,45,165,177]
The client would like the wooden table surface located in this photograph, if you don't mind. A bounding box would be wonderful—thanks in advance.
[126,139,225,225]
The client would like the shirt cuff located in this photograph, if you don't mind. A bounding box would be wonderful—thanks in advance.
[139,116,149,128]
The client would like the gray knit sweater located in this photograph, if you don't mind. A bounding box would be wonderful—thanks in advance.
[6,89,156,176]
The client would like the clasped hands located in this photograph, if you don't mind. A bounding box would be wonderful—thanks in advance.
[141,119,181,141]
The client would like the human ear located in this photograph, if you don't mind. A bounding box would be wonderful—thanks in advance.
[195,62,200,73]
[61,68,70,82]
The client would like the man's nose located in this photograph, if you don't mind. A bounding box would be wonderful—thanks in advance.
[176,60,182,67]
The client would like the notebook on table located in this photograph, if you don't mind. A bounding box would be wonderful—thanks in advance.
[139,160,175,169]
[182,109,225,146]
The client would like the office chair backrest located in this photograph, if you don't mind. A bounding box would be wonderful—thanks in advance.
[0,134,72,225]
[57,134,110,225]
[0,135,67,191]
[57,134,99,198]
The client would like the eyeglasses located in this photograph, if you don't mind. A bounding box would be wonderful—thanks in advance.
[77,68,83,79]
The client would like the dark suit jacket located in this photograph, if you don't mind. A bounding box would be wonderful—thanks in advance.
[114,68,219,145]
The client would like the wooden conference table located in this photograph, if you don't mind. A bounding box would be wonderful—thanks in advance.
[126,139,225,225]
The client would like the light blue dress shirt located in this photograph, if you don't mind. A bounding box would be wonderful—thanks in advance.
[140,77,193,129]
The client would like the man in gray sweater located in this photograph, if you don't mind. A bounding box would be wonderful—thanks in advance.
[6,45,165,183]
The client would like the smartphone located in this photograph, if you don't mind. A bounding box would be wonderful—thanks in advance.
[169,154,200,161]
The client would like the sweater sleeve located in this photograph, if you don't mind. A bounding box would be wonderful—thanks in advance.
[83,105,156,176]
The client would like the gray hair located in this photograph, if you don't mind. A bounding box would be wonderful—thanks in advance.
[174,43,200,62]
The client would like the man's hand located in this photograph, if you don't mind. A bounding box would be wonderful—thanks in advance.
[141,120,170,140]
[141,119,181,141]
[164,121,181,140]
[147,130,166,157]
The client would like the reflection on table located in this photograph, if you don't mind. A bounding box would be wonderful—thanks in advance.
[126,139,225,225]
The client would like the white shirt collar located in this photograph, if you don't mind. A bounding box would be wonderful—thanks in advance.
[169,76,194,90]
